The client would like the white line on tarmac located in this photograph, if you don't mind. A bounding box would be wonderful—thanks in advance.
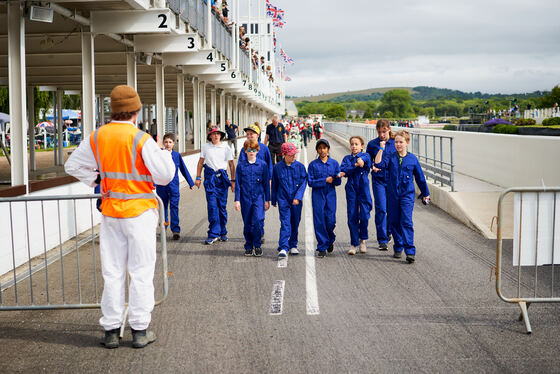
[277,258,287,268]
[269,280,285,315]
[303,147,320,315]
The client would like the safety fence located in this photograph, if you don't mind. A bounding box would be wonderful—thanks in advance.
[324,122,455,191]
[0,194,168,334]
[495,187,560,334]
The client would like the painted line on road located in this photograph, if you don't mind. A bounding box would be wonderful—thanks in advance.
[277,257,287,268]
[303,147,320,315]
[269,280,285,315]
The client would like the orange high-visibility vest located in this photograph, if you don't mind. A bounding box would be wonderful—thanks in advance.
[90,122,157,218]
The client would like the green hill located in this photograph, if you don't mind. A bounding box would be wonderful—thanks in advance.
[291,87,415,103]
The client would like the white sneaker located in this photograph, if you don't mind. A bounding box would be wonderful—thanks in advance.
[359,240,367,253]
[278,249,288,258]
[289,248,299,255]
[348,246,357,255]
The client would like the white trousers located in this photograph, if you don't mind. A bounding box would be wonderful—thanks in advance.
[99,208,158,331]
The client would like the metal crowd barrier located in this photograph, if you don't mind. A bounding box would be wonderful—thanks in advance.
[496,187,560,334]
[324,122,455,191]
[0,193,169,333]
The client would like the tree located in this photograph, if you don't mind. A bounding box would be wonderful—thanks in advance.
[325,104,346,118]
[539,85,560,108]
[382,111,394,118]
[379,89,411,117]
[363,108,372,119]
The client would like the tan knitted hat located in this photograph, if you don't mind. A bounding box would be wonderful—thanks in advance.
[110,85,141,114]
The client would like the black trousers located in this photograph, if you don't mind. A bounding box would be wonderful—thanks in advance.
[269,142,283,165]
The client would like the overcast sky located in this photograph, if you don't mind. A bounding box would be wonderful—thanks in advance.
[246,0,560,97]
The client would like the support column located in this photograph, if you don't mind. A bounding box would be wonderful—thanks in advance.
[97,95,104,127]
[210,88,216,127]
[177,72,185,153]
[27,86,36,171]
[82,31,96,139]
[206,0,212,47]
[7,0,28,188]
[126,52,137,90]
[234,96,239,126]
[56,88,64,166]
[192,77,200,149]
[201,81,207,143]
[155,63,165,139]
[227,94,232,123]
[219,90,225,130]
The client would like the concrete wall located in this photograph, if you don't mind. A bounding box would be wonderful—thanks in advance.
[404,127,560,188]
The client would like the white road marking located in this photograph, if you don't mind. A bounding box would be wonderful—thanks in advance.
[277,257,287,268]
[269,280,285,315]
[303,147,320,315]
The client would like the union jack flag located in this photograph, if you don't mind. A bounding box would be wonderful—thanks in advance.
[280,49,294,64]
[273,19,286,28]
[284,76,291,81]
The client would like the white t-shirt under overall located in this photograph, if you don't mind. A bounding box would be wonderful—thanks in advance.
[201,142,233,171]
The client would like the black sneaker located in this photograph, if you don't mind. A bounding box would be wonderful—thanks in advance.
[244,249,253,257]
[406,254,415,263]
[172,232,180,240]
[219,235,228,242]
[100,328,120,349]
[393,251,402,259]
[131,329,156,349]
[254,247,263,257]
[327,244,334,253]
[317,251,326,258]
[378,243,388,251]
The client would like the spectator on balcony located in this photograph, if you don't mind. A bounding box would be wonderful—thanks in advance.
[221,0,230,24]
[260,56,266,72]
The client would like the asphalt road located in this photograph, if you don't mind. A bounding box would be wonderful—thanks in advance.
[1,135,560,373]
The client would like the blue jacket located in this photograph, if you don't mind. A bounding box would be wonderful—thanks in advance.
[340,152,372,197]
[238,141,273,179]
[271,160,307,206]
[366,138,396,184]
[375,152,430,198]
[235,158,271,202]
[170,150,194,188]
[308,157,341,190]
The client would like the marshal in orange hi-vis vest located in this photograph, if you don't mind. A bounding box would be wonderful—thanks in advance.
[90,122,157,218]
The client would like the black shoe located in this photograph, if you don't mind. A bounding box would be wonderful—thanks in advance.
[172,233,180,240]
[327,244,334,253]
[378,243,388,251]
[245,249,254,257]
[261,238,265,244]
[317,251,326,258]
[100,328,120,349]
[393,251,402,259]
[254,247,263,257]
[219,235,228,242]
[131,329,156,349]
[406,254,415,263]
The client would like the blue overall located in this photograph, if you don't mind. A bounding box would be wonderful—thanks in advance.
[376,152,429,255]
[156,150,194,233]
[239,142,273,237]
[235,158,271,250]
[341,152,373,247]
[366,138,396,244]
[308,157,341,252]
[271,159,308,251]
[204,165,232,239]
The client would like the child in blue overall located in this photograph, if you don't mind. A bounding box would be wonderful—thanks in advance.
[156,133,195,240]
[195,126,236,245]
[374,130,430,263]
[271,142,308,258]
[239,123,273,243]
[235,140,271,257]
[366,119,396,251]
[340,136,373,255]
[308,139,341,258]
